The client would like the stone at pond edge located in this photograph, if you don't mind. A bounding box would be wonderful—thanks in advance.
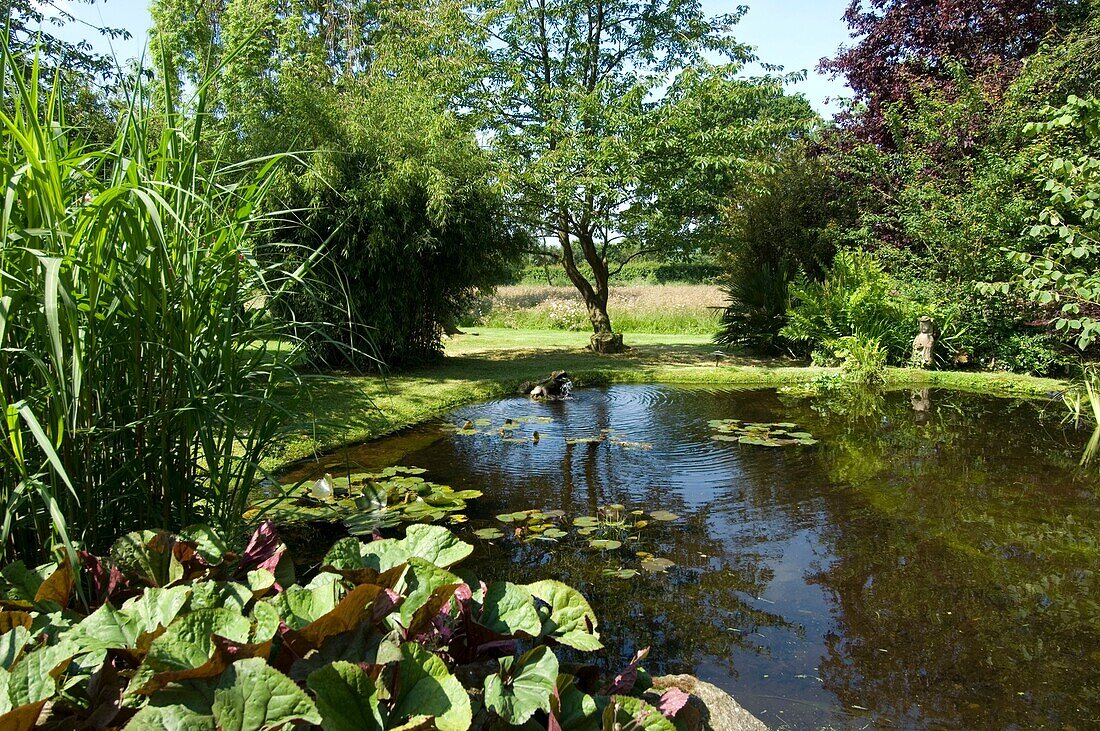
[590,332,625,354]
[648,675,768,731]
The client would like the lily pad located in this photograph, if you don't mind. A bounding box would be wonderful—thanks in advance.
[648,510,679,522]
[473,528,504,540]
[640,557,675,573]
[602,568,640,579]
[588,539,622,551]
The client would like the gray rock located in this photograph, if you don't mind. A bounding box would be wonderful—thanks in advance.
[649,675,768,731]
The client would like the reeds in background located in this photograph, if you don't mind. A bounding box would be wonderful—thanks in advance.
[0,47,321,563]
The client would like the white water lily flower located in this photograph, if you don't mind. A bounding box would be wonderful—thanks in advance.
[311,473,334,500]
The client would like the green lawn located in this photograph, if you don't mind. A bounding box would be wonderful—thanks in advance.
[271,327,1069,470]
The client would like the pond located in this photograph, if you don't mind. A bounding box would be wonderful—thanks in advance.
[281,385,1100,729]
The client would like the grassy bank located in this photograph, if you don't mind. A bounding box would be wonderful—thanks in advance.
[272,327,1069,471]
[463,285,723,334]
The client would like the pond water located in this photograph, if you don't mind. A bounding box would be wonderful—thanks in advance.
[283,385,1100,729]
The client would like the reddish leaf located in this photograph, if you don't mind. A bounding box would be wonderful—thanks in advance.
[601,647,650,696]
[656,687,691,718]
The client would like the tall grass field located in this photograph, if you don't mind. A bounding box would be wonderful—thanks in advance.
[464,285,724,335]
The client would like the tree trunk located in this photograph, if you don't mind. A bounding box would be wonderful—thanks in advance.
[557,216,625,353]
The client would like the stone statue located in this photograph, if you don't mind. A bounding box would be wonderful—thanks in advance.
[912,315,935,367]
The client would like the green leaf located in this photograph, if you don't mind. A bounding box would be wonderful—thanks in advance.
[210,658,321,731]
[395,558,461,627]
[390,643,471,731]
[120,586,192,635]
[125,704,216,731]
[345,525,473,573]
[146,608,252,671]
[60,604,142,652]
[307,661,386,731]
[526,580,602,651]
[0,628,30,670]
[550,674,600,731]
[268,583,343,631]
[483,645,559,725]
[478,582,542,638]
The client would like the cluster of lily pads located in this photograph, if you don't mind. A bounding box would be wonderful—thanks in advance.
[445,415,553,443]
[445,416,654,451]
[258,466,481,537]
[708,419,819,447]
[0,522,697,729]
[565,428,653,451]
[472,504,681,577]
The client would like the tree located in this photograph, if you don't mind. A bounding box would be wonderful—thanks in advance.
[149,0,523,367]
[471,0,814,352]
[821,0,1074,144]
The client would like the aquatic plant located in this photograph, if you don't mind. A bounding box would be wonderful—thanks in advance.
[259,467,481,536]
[708,419,819,447]
[483,504,680,575]
[0,522,693,729]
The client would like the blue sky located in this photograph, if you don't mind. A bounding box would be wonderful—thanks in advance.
[49,0,852,115]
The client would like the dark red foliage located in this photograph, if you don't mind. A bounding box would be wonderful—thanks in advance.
[821,0,1071,143]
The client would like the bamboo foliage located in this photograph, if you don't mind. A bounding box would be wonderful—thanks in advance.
[0,44,320,563]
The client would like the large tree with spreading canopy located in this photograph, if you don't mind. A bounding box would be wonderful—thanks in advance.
[469,0,815,351]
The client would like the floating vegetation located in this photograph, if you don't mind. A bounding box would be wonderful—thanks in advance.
[446,415,554,441]
[565,429,653,450]
[261,466,481,536]
[472,504,679,577]
[707,419,819,447]
[494,509,569,542]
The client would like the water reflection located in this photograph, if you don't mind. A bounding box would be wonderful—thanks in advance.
[283,385,1100,728]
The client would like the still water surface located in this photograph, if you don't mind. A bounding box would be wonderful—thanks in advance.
[289,385,1100,729]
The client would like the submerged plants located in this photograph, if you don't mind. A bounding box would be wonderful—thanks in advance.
[0,522,694,729]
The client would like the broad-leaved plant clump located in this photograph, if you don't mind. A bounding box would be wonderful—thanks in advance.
[0,522,694,730]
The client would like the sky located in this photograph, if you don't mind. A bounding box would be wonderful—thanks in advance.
[45,0,853,115]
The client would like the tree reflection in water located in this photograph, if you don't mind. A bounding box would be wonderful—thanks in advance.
[287,385,1100,728]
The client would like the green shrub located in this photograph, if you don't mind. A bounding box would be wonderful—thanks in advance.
[715,262,792,352]
[0,522,692,729]
[268,80,524,369]
[781,250,915,362]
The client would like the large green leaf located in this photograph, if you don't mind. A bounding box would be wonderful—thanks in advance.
[483,645,559,725]
[125,704,215,731]
[357,525,473,572]
[268,582,343,631]
[61,604,142,652]
[146,608,252,671]
[526,580,602,651]
[394,558,460,628]
[307,661,386,731]
[120,586,192,635]
[210,657,321,731]
[110,531,174,587]
[390,643,471,731]
[478,582,542,638]
[7,640,77,706]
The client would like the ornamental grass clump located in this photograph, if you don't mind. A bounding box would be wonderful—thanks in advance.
[0,45,323,564]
